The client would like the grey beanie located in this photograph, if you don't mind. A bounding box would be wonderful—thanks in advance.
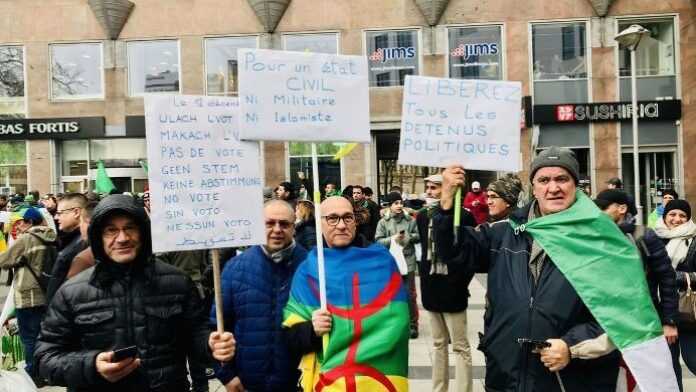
[530,146,579,183]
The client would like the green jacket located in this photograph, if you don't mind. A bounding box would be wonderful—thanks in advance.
[0,226,56,308]
[375,211,420,273]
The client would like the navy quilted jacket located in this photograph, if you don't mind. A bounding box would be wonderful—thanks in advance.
[211,244,307,391]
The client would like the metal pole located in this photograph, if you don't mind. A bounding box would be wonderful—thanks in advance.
[311,143,327,309]
[630,48,643,227]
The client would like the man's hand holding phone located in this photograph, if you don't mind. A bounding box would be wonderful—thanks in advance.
[96,347,140,383]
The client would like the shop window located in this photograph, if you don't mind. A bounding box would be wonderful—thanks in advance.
[61,140,88,176]
[0,46,25,118]
[532,23,587,80]
[448,26,503,80]
[618,19,675,77]
[283,33,342,192]
[366,29,419,87]
[283,32,338,54]
[50,43,103,99]
[0,141,27,194]
[205,36,257,96]
[288,143,342,192]
[127,40,180,96]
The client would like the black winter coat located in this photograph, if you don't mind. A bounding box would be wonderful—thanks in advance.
[416,205,476,312]
[619,221,678,326]
[434,203,619,392]
[34,195,211,392]
[294,219,317,250]
[46,229,86,303]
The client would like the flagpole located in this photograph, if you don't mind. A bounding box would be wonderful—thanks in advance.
[311,143,327,309]
[211,248,224,334]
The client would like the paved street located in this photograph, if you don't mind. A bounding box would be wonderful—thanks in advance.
[0,274,690,391]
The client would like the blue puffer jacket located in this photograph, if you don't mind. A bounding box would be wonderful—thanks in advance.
[211,244,307,391]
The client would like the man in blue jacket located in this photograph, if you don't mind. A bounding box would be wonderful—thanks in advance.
[209,199,307,391]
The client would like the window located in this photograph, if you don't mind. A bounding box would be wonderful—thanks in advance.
[0,141,27,194]
[618,19,675,77]
[0,46,25,118]
[366,29,419,87]
[532,23,587,80]
[205,36,257,96]
[50,43,103,99]
[283,33,338,54]
[127,40,180,96]
[448,26,503,80]
[91,139,147,168]
[283,33,342,190]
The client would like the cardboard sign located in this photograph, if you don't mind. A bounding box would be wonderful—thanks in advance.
[398,75,522,171]
[238,49,370,143]
[145,95,264,253]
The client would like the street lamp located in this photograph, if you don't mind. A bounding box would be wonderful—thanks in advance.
[615,24,650,227]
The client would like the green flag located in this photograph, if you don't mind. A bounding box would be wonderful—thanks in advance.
[510,191,677,391]
[95,160,116,194]
[139,159,149,174]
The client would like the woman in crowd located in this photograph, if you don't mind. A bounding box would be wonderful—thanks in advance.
[485,174,523,223]
[294,200,316,250]
[655,199,696,382]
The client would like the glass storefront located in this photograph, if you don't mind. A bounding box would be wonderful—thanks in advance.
[59,138,148,193]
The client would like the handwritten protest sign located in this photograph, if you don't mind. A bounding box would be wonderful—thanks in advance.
[144,95,264,253]
[238,49,370,143]
[398,75,522,172]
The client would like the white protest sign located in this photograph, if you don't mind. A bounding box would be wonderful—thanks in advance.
[398,75,522,171]
[144,95,265,253]
[238,49,370,143]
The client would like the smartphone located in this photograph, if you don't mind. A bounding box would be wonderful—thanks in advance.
[112,345,137,362]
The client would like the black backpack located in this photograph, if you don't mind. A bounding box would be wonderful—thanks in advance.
[18,233,58,293]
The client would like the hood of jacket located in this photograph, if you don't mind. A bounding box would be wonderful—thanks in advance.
[25,225,57,244]
[88,194,152,266]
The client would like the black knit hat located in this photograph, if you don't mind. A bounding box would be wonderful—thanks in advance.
[530,147,579,184]
[664,199,691,221]
[386,192,402,205]
[594,189,630,210]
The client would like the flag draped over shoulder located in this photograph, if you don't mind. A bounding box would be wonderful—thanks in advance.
[284,244,409,392]
[510,191,678,392]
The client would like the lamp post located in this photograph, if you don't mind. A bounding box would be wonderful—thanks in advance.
[615,24,650,227]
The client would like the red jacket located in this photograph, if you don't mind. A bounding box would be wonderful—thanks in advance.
[463,191,488,225]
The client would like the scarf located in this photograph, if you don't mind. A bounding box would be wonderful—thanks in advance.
[425,201,448,275]
[654,219,696,268]
[261,241,297,264]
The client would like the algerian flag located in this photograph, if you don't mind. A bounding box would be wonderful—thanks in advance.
[139,159,149,174]
[95,160,116,194]
[510,191,678,392]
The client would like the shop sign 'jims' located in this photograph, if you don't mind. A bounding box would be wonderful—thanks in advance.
[369,47,416,63]
[450,42,499,59]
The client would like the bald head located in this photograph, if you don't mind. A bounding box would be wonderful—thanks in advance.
[320,196,356,248]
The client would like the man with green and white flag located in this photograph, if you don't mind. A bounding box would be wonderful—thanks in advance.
[434,146,678,392]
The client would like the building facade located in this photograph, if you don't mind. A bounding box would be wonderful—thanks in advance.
[1,0,694,215]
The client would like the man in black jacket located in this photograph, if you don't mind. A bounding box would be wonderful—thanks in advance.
[416,174,477,392]
[594,188,680,389]
[46,192,88,302]
[435,147,620,392]
[35,195,211,392]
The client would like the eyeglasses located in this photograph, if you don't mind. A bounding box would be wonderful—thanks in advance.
[265,219,293,229]
[103,225,139,239]
[426,185,439,190]
[322,214,355,226]
[55,207,79,216]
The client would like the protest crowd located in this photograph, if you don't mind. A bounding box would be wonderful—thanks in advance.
[0,144,691,392]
